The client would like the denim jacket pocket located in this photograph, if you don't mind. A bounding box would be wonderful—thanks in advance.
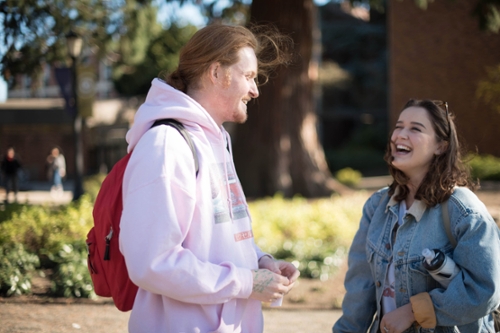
[365,242,385,283]
[408,257,440,294]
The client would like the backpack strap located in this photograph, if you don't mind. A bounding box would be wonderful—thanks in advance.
[151,119,199,176]
[441,200,457,248]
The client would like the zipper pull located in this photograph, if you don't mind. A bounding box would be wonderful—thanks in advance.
[103,227,113,261]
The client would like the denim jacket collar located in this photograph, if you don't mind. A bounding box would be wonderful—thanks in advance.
[385,186,427,222]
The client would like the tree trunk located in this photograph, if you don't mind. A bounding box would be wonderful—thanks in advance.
[232,0,349,198]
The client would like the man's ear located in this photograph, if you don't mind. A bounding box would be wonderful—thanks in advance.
[208,62,221,84]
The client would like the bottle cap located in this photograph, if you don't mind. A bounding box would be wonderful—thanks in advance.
[422,248,435,262]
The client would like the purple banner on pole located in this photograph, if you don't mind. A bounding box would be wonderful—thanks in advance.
[54,67,75,116]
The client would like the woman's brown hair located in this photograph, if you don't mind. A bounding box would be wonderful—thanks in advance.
[162,23,293,93]
[384,99,476,207]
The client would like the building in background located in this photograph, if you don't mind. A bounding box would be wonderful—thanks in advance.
[388,0,500,156]
[8,48,115,99]
[0,52,139,184]
[318,1,388,175]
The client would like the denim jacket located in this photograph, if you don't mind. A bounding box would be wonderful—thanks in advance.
[333,187,500,333]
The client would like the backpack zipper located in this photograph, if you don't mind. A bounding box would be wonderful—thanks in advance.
[104,227,113,261]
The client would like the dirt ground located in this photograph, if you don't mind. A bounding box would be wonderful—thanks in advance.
[0,189,498,333]
[0,275,345,333]
[0,302,342,333]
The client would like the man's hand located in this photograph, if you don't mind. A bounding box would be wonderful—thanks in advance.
[258,255,281,274]
[249,269,290,303]
[250,256,300,302]
[258,256,300,285]
[276,260,300,285]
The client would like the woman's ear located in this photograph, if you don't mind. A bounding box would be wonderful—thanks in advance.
[435,141,449,155]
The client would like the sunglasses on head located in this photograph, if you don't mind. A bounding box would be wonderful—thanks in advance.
[432,100,451,137]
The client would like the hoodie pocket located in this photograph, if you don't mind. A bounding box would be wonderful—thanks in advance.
[409,256,440,294]
[208,299,242,333]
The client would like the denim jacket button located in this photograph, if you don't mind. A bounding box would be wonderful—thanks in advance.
[385,243,391,249]
[399,288,406,293]
[376,281,381,287]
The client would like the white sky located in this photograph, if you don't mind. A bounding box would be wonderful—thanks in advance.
[158,0,334,27]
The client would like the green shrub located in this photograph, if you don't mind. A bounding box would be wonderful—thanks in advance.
[0,196,94,265]
[0,243,39,296]
[0,198,95,298]
[250,192,368,280]
[467,154,500,181]
[0,202,25,223]
[50,243,96,298]
[0,177,370,299]
[335,167,362,186]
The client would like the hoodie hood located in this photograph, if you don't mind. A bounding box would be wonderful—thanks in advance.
[126,78,221,152]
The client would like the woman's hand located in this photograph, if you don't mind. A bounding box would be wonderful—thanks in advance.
[380,303,416,333]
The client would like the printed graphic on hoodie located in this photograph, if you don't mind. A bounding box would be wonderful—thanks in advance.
[211,162,249,224]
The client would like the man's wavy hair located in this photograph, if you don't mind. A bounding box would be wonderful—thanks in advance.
[384,99,476,207]
[162,23,293,93]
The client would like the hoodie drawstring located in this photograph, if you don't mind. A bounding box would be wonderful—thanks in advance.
[222,129,234,221]
[223,129,252,223]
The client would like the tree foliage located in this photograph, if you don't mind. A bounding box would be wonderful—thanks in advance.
[476,64,500,113]
[113,23,197,96]
[2,0,498,88]
[0,0,157,87]
[0,0,249,94]
[470,0,500,32]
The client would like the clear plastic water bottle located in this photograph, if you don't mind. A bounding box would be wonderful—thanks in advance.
[422,248,460,288]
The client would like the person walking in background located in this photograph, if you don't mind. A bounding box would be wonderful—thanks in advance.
[119,23,299,333]
[1,146,22,203]
[333,99,500,332]
[46,146,66,193]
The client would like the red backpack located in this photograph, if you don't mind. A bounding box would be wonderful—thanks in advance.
[86,119,198,311]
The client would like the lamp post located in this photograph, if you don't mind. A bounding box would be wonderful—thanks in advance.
[66,31,84,201]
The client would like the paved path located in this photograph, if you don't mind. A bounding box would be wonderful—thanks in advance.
[1,181,73,205]
[2,176,397,206]
[0,302,341,333]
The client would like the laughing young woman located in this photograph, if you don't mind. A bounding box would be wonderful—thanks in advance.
[333,99,500,333]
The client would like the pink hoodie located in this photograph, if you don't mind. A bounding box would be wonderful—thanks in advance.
[119,79,267,333]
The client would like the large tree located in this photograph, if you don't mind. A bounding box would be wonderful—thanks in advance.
[232,0,348,198]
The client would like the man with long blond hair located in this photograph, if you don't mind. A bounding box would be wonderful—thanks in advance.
[119,24,299,333]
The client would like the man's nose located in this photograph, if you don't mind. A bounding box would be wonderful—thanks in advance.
[249,80,259,98]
